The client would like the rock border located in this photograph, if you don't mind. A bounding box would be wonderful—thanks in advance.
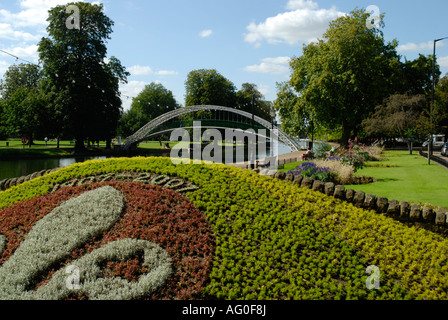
[257,168,448,235]
[0,168,61,191]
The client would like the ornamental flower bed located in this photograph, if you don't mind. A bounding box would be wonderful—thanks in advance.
[0,180,214,300]
[1,157,448,300]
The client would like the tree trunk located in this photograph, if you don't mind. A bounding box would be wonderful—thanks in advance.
[407,140,413,155]
[57,137,60,149]
[341,121,351,147]
[28,135,34,149]
[74,138,86,152]
[106,139,112,149]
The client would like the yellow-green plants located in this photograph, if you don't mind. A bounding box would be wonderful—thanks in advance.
[0,157,447,300]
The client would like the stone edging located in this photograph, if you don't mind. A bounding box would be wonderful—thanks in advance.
[259,169,448,235]
[0,168,61,191]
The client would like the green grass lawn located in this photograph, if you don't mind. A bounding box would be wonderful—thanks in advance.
[279,161,304,172]
[279,151,448,209]
[346,151,448,209]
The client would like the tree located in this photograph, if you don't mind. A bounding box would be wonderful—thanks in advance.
[273,82,306,136]
[185,69,237,107]
[118,82,179,138]
[0,63,46,146]
[289,8,401,144]
[434,73,448,139]
[362,93,427,153]
[398,54,440,97]
[236,83,271,122]
[38,2,129,151]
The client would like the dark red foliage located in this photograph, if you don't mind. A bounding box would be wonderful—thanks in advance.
[0,181,216,300]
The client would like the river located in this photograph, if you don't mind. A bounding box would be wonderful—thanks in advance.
[0,142,301,181]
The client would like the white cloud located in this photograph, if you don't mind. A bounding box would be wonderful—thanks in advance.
[397,41,444,52]
[257,84,270,97]
[244,3,345,46]
[128,65,154,76]
[1,0,77,28]
[128,65,178,76]
[0,44,39,64]
[0,60,11,75]
[156,70,178,76]
[438,56,448,68]
[286,0,318,10]
[199,29,213,38]
[0,23,40,41]
[244,56,291,75]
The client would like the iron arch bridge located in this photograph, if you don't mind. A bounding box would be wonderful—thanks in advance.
[123,105,301,152]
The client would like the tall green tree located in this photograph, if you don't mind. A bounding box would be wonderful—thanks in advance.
[38,2,129,151]
[289,8,401,144]
[272,82,305,136]
[0,64,46,146]
[185,69,237,107]
[118,82,179,138]
[432,73,448,138]
[399,54,440,97]
[362,93,427,153]
[236,83,271,121]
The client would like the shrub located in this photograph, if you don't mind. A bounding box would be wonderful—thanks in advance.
[313,142,332,159]
[313,160,354,185]
[333,146,367,172]
[1,157,448,300]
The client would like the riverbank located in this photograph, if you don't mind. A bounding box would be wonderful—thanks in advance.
[0,144,172,160]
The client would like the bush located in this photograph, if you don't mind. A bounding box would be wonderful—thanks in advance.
[333,146,367,172]
[313,142,332,159]
[313,160,354,185]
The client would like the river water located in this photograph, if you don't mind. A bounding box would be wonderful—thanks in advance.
[0,142,299,181]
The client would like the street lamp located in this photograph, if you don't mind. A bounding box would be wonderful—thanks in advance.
[429,36,448,165]
[270,107,276,130]
[270,107,276,158]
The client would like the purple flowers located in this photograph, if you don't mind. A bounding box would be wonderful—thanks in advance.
[288,162,330,182]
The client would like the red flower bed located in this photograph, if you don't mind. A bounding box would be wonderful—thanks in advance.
[0,181,215,300]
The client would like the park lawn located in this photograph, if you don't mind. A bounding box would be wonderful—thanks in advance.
[0,140,110,157]
[279,151,448,209]
[137,141,181,149]
[279,161,304,172]
[346,151,448,209]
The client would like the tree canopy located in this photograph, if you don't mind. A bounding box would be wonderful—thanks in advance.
[38,1,129,150]
[288,8,401,144]
[185,69,237,107]
[118,82,179,138]
[0,64,48,145]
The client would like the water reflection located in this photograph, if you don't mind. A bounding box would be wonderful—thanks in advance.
[0,142,301,181]
[0,157,107,181]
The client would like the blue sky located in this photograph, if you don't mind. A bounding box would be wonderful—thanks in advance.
[1,0,448,112]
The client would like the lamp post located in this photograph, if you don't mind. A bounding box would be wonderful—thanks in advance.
[251,94,255,129]
[270,107,276,158]
[429,36,448,165]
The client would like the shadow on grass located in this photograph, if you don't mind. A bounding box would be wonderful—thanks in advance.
[376,177,400,183]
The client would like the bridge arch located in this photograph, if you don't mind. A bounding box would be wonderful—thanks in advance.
[123,105,301,152]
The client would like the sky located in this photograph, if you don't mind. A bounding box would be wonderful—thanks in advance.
[1,0,448,112]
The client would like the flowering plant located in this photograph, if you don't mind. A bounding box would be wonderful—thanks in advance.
[332,143,370,172]
[287,162,331,182]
